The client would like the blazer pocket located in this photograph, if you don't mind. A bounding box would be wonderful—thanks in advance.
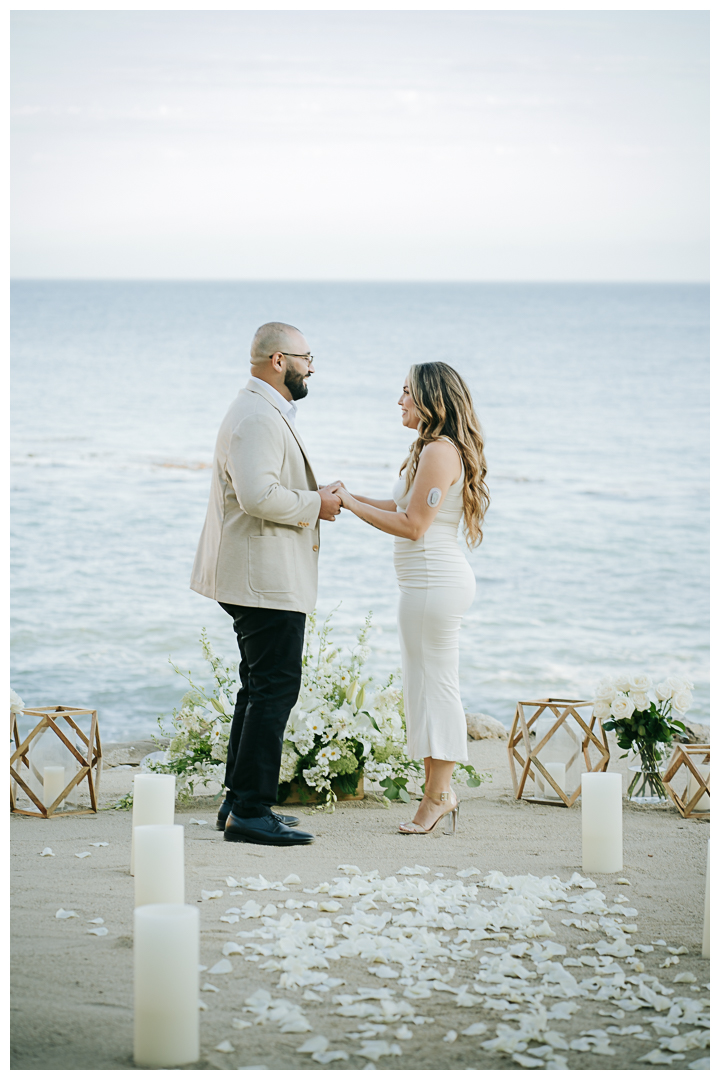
[248,535,296,594]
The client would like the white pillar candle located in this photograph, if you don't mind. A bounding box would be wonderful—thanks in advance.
[687,764,710,812]
[702,840,709,959]
[43,765,65,809]
[582,772,623,874]
[134,903,199,1067]
[134,825,185,907]
[130,774,175,874]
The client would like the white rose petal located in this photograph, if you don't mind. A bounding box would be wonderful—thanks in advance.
[214,1040,235,1053]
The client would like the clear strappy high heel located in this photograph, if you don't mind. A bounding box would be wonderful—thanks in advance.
[398,791,459,835]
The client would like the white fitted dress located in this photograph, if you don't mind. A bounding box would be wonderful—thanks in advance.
[392,445,476,762]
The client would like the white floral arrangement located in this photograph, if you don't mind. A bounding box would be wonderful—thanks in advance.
[10,690,26,715]
[593,674,692,799]
[150,613,486,806]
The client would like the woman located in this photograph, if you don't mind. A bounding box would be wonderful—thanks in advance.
[336,362,489,834]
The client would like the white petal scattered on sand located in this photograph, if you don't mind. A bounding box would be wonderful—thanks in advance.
[280,1017,313,1034]
[368,965,398,979]
[75,852,91,859]
[303,990,323,1002]
[462,1023,488,1036]
[318,900,341,912]
[283,874,301,885]
[226,877,240,887]
[615,878,631,885]
[660,956,680,967]
[89,842,109,847]
[198,1000,207,1011]
[214,1040,235,1053]
[231,1018,252,1030]
[222,943,244,956]
[209,959,233,975]
[667,945,689,955]
[55,909,78,919]
[673,972,697,983]
[220,915,239,924]
[638,1049,686,1065]
[189,819,207,825]
[201,983,220,993]
[395,1025,414,1040]
[443,1031,458,1043]
[312,1050,349,1064]
[40,848,55,857]
[298,1036,329,1054]
[512,1053,545,1068]
[87,918,104,925]
[688,1058,710,1070]
[396,866,430,876]
[201,890,223,900]
[652,939,667,946]
[457,868,482,878]
[87,927,108,936]
[224,907,241,914]
[357,1041,402,1061]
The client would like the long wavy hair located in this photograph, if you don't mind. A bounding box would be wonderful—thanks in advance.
[400,362,490,547]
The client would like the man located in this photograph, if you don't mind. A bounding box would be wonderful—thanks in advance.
[190,321,341,845]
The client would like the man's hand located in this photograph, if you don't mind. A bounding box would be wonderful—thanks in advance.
[318,483,342,521]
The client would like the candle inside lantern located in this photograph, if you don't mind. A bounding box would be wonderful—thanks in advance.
[43,765,66,809]
[134,903,199,1067]
[134,825,185,908]
[544,761,566,797]
[581,772,623,873]
[130,774,175,874]
[702,840,709,959]
[687,764,710,812]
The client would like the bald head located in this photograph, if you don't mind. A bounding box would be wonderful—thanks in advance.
[250,322,306,365]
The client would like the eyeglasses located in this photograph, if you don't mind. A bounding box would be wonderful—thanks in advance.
[270,352,314,363]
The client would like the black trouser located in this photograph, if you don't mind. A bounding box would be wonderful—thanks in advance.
[219,603,305,817]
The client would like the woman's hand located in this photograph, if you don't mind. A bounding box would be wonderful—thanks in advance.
[335,486,354,509]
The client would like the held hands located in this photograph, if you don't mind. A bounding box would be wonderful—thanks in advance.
[318,481,344,521]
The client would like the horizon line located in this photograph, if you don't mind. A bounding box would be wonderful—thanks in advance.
[9,277,710,286]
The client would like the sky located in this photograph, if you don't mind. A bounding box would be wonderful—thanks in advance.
[10,9,709,281]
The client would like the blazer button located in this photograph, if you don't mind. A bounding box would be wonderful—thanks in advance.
[312,544,319,552]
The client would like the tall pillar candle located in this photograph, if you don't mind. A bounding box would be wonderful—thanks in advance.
[134,903,199,1067]
[702,840,709,959]
[134,825,185,907]
[581,772,623,873]
[43,766,66,809]
[130,774,175,874]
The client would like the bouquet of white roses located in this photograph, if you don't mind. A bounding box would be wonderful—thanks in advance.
[593,674,692,800]
[150,613,487,806]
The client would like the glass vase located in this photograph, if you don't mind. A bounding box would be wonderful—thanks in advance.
[627,743,669,805]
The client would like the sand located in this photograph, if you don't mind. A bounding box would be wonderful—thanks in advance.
[10,737,709,1071]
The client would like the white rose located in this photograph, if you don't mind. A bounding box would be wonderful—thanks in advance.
[671,689,693,715]
[614,675,632,694]
[656,681,673,701]
[594,679,615,704]
[667,675,694,693]
[627,674,651,693]
[611,695,635,719]
[10,690,25,715]
[592,700,612,721]
[630,692,651,711]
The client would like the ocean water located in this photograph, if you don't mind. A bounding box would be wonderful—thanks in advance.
[10,281,709,743]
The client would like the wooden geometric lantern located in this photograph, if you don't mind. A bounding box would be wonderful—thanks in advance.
[10,705,102,818]
[508,698,610,807]
[662,744,710,820]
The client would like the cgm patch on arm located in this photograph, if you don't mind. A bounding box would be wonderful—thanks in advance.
[427,487,442,507]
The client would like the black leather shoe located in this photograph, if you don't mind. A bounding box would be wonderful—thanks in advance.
[215,797,299,831]
[224,811,314,846]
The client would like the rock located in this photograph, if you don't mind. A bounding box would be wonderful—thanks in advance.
[466,713,506,740]
[675,722,710,745]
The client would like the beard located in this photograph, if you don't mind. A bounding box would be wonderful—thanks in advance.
[284,363,309,400]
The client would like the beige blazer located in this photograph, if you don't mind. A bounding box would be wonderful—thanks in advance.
[190,380,322,613]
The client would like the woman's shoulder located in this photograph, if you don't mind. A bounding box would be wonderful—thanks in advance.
[420,437,462,465]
